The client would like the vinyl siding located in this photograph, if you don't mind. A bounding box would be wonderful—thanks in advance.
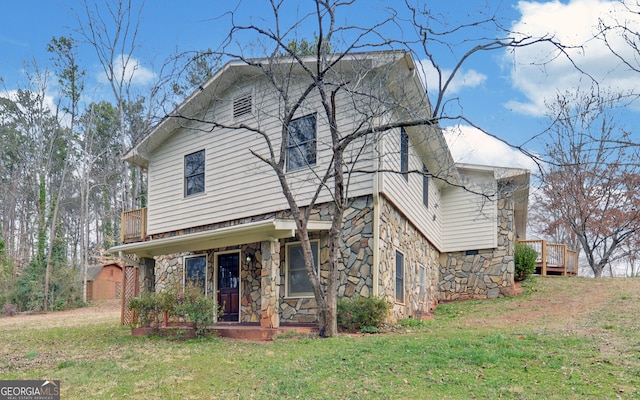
[441,168,497,252]
[146,74,374,235]
[379,127,443,250]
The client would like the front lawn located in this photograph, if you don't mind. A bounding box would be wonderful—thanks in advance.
[1,277,639,399]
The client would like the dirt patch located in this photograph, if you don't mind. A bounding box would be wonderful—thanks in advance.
[0,299,121,330]
[460,276,640,334]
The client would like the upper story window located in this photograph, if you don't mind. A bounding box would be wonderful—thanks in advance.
[400,128,409,181]
[287,114,317,171]
[233,93,252,119]
[184,150,205,197]
[423,164,429,208]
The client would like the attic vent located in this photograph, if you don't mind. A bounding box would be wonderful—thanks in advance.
[233,93,252,118]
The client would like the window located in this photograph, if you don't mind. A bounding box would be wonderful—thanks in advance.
[419,264,426,300]
[233,93,252,118]
[395,251,405,303]
[184,150,205,197]
[286,241,319,297]
[184,255,207,294]
[422,164,429,208]
[400,128,409,181]
[287,114,317,171]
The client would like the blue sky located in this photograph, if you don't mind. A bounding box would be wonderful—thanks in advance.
[1,0,639,171]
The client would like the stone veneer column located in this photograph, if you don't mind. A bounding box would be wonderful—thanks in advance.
[260,239,280,328]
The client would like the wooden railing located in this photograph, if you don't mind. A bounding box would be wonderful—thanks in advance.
[121,208,147,243]
[517,239,578,276]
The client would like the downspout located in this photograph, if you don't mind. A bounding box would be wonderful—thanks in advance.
[372,132,382,297]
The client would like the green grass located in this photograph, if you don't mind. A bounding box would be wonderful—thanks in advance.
[1,277,640,399]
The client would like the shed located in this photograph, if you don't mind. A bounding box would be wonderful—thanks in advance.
[86,263,123,301]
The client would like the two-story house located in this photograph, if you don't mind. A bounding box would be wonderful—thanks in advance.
[110,50,529,330]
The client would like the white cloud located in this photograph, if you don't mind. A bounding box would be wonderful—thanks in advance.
[1,89,58,119]
[97,54,156,86]
[444,124,539,171]
[506,0,640,116]
[418,60,488,95]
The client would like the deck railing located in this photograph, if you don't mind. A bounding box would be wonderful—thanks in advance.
[517,239,578,276]
[121,208,147,243]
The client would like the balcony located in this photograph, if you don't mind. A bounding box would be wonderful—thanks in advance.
[121,208,147,243]
[517,239,578,276]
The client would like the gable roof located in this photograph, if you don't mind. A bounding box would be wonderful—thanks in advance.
[124,51,459,184]
[86,263,123,281]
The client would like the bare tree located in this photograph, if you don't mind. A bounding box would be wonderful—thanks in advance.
[76,0,146,229]
[538,88,640,278]
[161,0,564,336]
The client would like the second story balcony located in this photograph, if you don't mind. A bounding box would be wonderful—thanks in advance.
[121,208,147,244]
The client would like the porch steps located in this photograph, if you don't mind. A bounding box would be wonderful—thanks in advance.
[212,323,317,341]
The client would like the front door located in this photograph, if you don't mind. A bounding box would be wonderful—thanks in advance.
[217,253,240,322]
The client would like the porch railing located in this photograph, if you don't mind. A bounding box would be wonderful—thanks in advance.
[517,239,578,276]
[121,208,147,243]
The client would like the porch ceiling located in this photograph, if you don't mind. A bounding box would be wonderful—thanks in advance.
[109,219,332,258]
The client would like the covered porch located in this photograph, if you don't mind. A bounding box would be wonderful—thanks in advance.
[111,218,332,337]
[517,239,579,276]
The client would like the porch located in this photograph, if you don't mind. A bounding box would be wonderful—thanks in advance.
[517,240,578,276]
[113,213,333,337]
[213,322,317,341]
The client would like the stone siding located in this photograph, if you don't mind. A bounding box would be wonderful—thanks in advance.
[141,190,519,325]
[439,189,516,300]
[278,196,375,323]
[378,197,440,321]
[154,253,187,293]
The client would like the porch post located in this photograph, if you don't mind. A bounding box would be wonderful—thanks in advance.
[260,239,281,328]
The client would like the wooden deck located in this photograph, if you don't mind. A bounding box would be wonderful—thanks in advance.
[517,240,578,276]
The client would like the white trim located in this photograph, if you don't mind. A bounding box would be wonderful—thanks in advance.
[109,218,332,257]
[213,250,242,323]
[284,240,320,298]
[183,149,206,198]
[285,113,318,173]
[183,254,208,295]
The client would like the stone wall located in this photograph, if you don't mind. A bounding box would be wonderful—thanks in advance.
[144,190,521,324]
[278,195,375,323]
[241,243,262,323]
[378,197,440,321]
[439,189,516,301]
[154,253,187,293]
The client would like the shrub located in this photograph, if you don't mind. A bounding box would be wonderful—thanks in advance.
[337,296,391,333]
[175,285,216,336]
[515,243,538,281]
[3,303,18,316]
[128,293,161,327]
[129,286,219,336]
